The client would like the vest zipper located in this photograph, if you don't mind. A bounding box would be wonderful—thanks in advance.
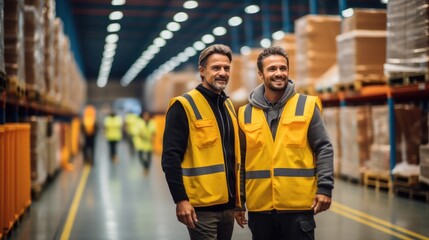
[217,97,233,199]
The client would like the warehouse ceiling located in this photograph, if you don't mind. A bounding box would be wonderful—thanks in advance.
[69,0,386,86]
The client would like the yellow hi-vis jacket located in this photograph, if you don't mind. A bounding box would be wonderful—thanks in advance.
[238,93,322,211]
[104,115,123,141]
[168,89,241,208]
[133,118,156,152]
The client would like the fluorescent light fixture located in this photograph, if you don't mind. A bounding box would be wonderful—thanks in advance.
[193,41,206,51]
[154,37,166,47]
[260,38,271,48]
[228,16,242,27]
[213,26,227,36]
[111,0,125,6]
[109,11,123,20]
[380,0,388,3]
[178,52,189,62]
[160,30,173,39]
[183,1,198,9]
[342,8,354,18]
[201,34,215,44]
[185,47,197,57]
[103,51,116,58]
[245,5,260,14]
[240,46,251,55]
[107,23,121,32]
[104,43,117,51]
[167,22,181,31]
[272,30,285,40]
[174,12,188,22]
[105,34,119,43]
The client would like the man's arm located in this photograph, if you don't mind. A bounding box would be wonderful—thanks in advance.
[235,128,248,228]
[161,101,189,203]
[308,106,334,214]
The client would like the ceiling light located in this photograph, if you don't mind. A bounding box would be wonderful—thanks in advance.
[153,37,166,47]
[174,12,188,22]
[228,16,242,27]
[167,22,181,31]
[213,26,227,36]
[178,52,189,62]
[245,5,260,14]
[260,38,271,48]
[193,41,206,51]
[342,8,354,18]
[184,47,197,57]
[103,51,116,58]
[201,34,215,44]
[107,23,121,32]
[109,11,123,20]
[105,34,119,43]
[380,0,388,3]
[111,0,125,6]
[183,1,198,9]
[272,30,285,40]
[240,46,251,55]
[160,30,173,39]
[104,43,117,51]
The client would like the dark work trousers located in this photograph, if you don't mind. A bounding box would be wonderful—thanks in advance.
[138,150,152,170]
[187,209,235,240]
[108,140,118,159]
[83,135,95,164]
[248,210,315,240]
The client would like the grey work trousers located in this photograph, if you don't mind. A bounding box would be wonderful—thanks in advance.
[187,209,235,240]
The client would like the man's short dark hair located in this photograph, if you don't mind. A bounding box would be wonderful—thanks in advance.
[198,44,232,68]
[257,46,289,72]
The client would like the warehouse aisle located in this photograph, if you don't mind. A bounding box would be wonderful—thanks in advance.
[9,132,429,240]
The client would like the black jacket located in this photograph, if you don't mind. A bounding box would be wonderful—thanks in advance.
[161,84,237,211]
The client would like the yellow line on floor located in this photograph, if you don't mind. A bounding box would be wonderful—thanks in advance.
[60,164,91,240]
[332,201,429,240]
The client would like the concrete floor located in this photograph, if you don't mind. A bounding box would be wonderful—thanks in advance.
[8,134,429,240]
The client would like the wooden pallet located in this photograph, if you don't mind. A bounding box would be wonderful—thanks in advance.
[393,174,419,188]
[363,170,393,192]
[6,76,26,98]
[25,85,41,102]
[395,181,429,203]
[338,173,362,184]
[388,72,429,86]
[336,79,386,93]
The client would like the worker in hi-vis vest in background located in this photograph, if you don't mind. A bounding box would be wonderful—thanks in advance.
[104,111,123,162]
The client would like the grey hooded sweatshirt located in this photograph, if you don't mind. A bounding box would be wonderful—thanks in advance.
[241,80,334,204]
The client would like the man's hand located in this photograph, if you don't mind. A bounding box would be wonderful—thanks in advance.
[234,210,248,228]
[311,194,332,215]
[176,200,198,229]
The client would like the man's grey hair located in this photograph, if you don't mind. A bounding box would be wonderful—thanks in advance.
[198,44,232,68]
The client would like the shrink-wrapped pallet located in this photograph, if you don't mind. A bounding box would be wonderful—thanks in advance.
[384,0,428,75]
[295,15,340,87]
[4,0,26,89]
[44,0,55,100]
[24,5,45,96]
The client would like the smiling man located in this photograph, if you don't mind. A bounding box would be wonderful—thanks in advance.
[235,46,334,240]
[162,44,242,240]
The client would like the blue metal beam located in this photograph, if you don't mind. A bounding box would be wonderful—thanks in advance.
[282,0,292,33]
[244,0,254,47]
[261,0,270,39]
[309,0,318,14]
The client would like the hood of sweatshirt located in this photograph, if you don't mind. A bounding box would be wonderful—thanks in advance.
[248,79,297,110]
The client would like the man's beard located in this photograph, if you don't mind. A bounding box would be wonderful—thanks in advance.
[208,78,228,92]
[266,76,287,91]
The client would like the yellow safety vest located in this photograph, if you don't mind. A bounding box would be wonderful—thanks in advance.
[168,89,241,208]
[104,115,123,141]
[133,118,156,151]
[238,93,322,211]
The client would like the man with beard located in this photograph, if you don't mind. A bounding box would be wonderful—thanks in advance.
[162,44,242,240]
[234,46,334,240]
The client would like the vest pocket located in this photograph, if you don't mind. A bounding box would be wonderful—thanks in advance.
[281,116,307,148]
[243,122,265,150]
[194,119,218,148]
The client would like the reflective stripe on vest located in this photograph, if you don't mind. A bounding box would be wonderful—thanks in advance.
[182,93,202,120]
[182,164,225,176]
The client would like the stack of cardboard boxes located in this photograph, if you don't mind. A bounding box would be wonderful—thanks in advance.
[336,9,387,85]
